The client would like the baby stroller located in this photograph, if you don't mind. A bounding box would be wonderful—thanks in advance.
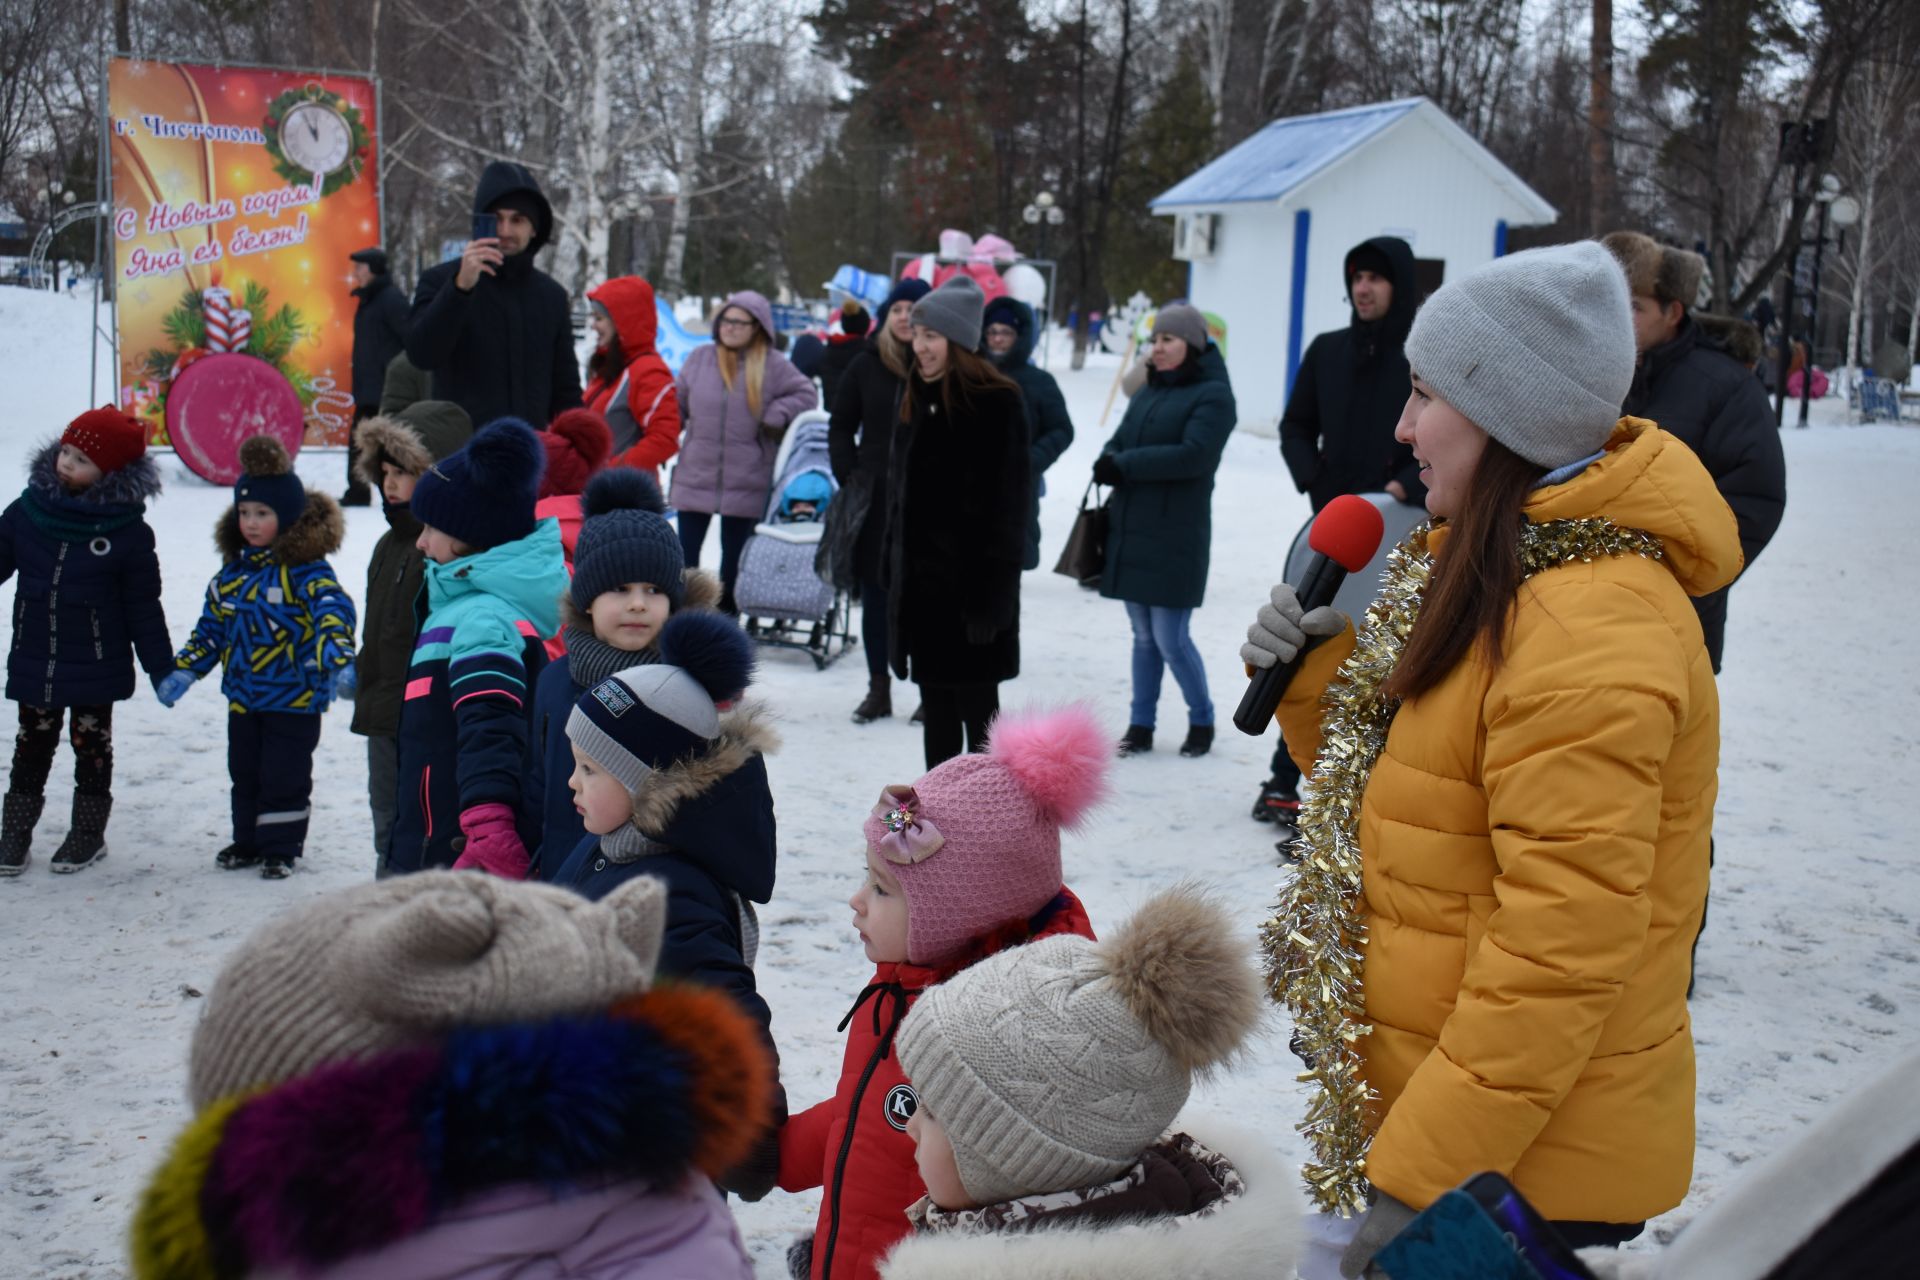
[733,412,857,669]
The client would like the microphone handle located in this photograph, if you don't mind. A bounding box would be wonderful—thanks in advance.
[1232,553,1350,736]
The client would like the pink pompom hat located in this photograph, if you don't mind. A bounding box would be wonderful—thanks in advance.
[862,705,1109,966]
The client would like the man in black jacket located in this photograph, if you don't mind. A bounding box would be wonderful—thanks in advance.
[1604,231,1787,672]
[345,247,409,505]
[406,161,582,429]
[1257,237,1427,836]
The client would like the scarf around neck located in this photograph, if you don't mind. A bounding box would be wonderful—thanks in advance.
[565,623,661,690]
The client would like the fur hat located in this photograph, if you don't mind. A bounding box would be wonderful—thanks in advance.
[1602,230,1706,309]
[1403,242,1635,470]
[911,275,985,351]
[864,705,1108,967]
[62,406,148,475]
[897,885,1262,1205]
[187,872,670,1110]
[353,400,474,491]
[232,436,307,532]
[566,611,755,797]
[538,408,613,499]
[411,418,545,551]
[570,469,685,611]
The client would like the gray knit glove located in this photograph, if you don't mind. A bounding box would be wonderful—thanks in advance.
[1340,1190,1418,1278]
[1241,583,1346,669]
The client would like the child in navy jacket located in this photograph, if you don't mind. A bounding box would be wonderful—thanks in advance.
[157,437,355,879]
[0,408,172,875]
[553,609,783,1197]
[526,466,720,877]
[387,419,568,878]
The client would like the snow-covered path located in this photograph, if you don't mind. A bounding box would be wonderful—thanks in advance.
[0,288,1913,1277]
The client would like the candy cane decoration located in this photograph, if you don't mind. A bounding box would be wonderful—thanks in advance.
[202,287,234,352]
[228,309,252,355]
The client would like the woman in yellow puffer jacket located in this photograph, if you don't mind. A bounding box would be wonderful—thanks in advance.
[1242,242,1744,1279]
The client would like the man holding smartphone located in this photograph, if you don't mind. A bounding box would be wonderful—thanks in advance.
[406,160,583,428]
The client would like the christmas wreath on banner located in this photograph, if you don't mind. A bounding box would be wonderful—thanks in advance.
[262,84,372,197]
[130,282,313,440]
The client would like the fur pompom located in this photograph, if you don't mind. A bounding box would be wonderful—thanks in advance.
[988,704,1109,830]
[466,418,547,490]
[656,611,756,704]
[238,434,292,477]
[547,408,613,469]
[582,466,666,519]
[1100,885,1261,1075]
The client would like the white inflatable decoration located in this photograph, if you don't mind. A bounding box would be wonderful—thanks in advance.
[1103,292,1152,356]
[1002,262,1048,311]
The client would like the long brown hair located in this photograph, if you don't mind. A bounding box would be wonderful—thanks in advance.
[876,320,913,380]
[586,332,624,386]
[900,344,1015,423]
[1385,437,1548,701]
[716,313,770,417]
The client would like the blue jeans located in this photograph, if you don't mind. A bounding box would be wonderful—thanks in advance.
[1124,602,1213,730]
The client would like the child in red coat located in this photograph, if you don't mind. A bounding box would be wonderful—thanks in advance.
[776,705,1110,1280]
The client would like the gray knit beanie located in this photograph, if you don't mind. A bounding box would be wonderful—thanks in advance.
[1150,303,1209,354]
[895,886,1261,1206]
[186,872,667,1110]
[1403,241,1635,470]
[911,274,986,351]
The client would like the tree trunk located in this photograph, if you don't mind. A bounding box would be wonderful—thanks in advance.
[658,0,714,300]
[1587,0,1615,234]
[1844,167,1875,382]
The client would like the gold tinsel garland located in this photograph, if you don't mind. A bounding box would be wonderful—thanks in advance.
[1261,516,1666,1215]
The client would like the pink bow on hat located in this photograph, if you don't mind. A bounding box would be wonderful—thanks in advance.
[870,786,944,865]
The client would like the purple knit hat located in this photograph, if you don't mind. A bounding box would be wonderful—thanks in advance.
[861,706,1109,966]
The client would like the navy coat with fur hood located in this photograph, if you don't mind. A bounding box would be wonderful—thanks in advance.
[983,298,1075,570]
[0,443,173,707]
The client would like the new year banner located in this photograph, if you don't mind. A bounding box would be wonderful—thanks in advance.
[108,58,379,446]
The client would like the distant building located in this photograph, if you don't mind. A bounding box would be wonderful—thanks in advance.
[1150,97,1556,431]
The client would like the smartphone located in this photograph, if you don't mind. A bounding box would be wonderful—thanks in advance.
[1373,1190,1543,1280]
[1459,1173,1599,1280]
[471,211,498,242]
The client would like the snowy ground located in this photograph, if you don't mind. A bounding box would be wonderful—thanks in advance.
[1,286,1915,1278]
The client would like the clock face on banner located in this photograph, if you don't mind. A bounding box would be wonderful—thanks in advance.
[279,102,352,177]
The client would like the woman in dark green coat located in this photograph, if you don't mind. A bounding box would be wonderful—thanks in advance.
[1093,304,1236,758]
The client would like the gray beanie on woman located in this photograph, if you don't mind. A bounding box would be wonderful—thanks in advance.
[1150,303,1209,354]
[1403,241,1635,469]
[911,275,986,351]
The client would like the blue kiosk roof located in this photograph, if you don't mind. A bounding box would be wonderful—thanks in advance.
[1150,99,1421,209]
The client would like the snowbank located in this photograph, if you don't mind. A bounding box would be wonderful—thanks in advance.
[0,283,1913,1276]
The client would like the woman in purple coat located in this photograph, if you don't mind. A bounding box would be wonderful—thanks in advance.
[671,290,817,611]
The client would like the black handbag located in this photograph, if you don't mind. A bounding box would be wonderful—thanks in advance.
[814,470,872,590]
[1051,479,1108,585]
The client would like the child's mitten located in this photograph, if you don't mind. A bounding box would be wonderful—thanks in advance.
[334,664,358,701]
[452,802,530,879]
[154,671,195,707]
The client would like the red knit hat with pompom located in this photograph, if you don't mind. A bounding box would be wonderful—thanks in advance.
[863,705,1109,966]
[62,406,148,475]
[538,408,613,498]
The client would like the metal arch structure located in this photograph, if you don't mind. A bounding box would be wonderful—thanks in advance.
[26,201,105,289]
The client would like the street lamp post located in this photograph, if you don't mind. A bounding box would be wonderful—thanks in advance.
[1022,190,1064,262]
[1799,177,1861,427]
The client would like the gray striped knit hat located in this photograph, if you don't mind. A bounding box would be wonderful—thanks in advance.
[1403,241,1635,470]
[187,873,668,1110]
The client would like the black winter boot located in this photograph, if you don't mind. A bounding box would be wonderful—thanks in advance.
[215,843,261,870]
[0,791,44,876]
[1251,777,1298,823]
[50,794,110,873]
[852,680,892,725]
[1178,725,1214,757]
[1117,724,1154,756]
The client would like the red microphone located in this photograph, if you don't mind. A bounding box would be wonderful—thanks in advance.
[1233,495,1386,736]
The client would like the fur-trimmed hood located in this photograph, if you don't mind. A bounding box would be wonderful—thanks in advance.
[878,1123,1300,1280]
[24,439,162,510]
[352,400,475,490]
[214,486,345,565]
[558,565,724,632]
[130,985,772,1280]
[624,703,779,902]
